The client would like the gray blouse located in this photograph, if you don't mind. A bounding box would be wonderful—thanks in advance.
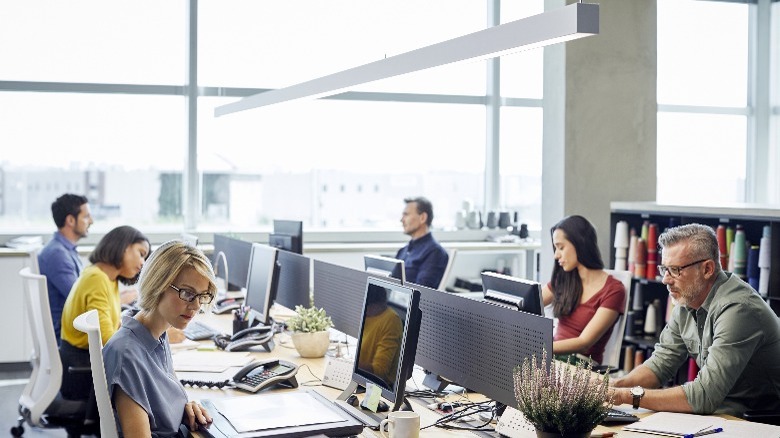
[104,316,189,437]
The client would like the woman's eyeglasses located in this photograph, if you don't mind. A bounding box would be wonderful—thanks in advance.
[169,284,214,304]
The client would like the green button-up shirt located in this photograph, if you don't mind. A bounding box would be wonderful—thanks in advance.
[644,271,780,415]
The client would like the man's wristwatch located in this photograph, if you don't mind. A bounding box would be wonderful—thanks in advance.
[630,386,645,409]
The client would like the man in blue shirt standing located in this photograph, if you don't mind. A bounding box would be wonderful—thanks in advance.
[38,193,93,341]
[395,197,449,289]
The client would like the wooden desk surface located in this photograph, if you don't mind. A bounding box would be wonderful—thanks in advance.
[179,312,747,438]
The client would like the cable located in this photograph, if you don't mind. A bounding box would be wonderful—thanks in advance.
[180,379,233,390]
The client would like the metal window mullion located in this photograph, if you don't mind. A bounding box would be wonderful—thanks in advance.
[485,0,501,213]
[184,0,199,230]
[746,0,772,203]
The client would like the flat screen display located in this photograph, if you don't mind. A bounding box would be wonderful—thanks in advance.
[481,271,543,315]
[351,277,420,408]
[245,243,280,326]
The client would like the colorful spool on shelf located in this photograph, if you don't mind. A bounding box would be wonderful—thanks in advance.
[717,225,728,269]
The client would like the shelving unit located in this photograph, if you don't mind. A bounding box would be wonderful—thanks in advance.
[608,202,780,379]
[610,202,780,316]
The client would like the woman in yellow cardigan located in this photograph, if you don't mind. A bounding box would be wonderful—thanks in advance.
[59,225,150,406]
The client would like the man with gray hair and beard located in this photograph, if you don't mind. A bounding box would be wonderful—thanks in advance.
[611,223,780,416]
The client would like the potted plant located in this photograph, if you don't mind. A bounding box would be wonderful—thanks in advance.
[286,305,334,358]
[513,349,612,438]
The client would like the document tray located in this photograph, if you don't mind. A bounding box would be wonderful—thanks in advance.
[198,390,363,438]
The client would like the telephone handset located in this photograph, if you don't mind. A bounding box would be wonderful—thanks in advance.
[212,297,243,315]
[232,358,299,393]
[214,326,274,352]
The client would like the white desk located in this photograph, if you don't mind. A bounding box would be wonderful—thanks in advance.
[179,312,763,438]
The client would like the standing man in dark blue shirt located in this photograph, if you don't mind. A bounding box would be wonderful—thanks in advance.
[38,193,93,341]
[395,197,449,289]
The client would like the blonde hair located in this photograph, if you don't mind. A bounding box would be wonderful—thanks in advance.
[137,240,217,312]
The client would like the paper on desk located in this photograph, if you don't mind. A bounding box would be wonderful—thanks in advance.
[623,412,725,436]
[173,350,253,373]
[716,419,780,438]
[212,391,344,433]
[170,338,199,353]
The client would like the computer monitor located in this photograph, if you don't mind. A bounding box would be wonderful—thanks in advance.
[212,234,253,292]
[334,277,421,427]
[244,243,281,327]
[363,255,405,284]
[481,271,544,315]
[269,219,303,255]
[275,250,311,310]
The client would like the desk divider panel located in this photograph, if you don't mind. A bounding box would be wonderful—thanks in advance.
[414,284,553,408]
[312,259,372,339]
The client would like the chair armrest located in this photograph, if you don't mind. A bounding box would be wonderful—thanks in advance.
[743,410,780,426]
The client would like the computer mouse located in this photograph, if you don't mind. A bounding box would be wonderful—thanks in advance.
[346,395,359,407]
[376,400,390,413]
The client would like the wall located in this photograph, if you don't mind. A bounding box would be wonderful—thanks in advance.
[541,0,658,280]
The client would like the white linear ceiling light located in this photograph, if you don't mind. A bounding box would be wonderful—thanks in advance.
[215,2,599,117]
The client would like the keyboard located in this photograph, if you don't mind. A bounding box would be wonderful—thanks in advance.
[601,408,639,424]
[183,321,222,341]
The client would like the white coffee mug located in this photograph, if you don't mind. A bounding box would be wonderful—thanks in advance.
[379,411,420,438]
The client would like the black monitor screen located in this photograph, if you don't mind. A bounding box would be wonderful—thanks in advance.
[275,251,311,310]
[364,255,405,284]
[244,244,280,326]
[481,271,544,315]
[352,277,421,410]
[212,234,253,291]
[269,219,303,254]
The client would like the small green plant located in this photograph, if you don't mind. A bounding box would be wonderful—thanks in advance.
[286,305,333,333]
[513,348,612,435]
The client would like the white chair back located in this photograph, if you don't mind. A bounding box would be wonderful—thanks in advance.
[73,309,118,438]
[437,248,458,290]
[18,267,62,426]
[601,269,632,370]
[27,246,42,275]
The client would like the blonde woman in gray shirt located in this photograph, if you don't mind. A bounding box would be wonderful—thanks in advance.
[104,240,216,436]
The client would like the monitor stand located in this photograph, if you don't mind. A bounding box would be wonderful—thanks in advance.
[422,371,451,393]
[333,381,414,429]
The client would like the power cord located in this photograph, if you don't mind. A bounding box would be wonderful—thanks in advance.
[180,379,233,390]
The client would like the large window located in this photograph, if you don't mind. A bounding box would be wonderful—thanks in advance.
[657,0,754,205]
[0,0,547,235]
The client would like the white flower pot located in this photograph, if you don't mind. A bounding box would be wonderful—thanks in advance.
[291,331,330,358]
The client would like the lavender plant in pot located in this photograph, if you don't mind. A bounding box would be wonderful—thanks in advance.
[513,349,612,438]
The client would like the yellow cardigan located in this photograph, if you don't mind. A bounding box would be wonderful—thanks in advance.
[60,264,121,348]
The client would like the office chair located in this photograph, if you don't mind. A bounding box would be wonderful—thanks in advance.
[12,268,92,438]
[437,248,457,290]
[27,247,41,275]
[73,309,118,438]
[597,269,633,372]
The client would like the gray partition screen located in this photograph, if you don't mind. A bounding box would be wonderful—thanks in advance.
[312,260,371,338]
[414,284,553,408]
[275,251,311,310]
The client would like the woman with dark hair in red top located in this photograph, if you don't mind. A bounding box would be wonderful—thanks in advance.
[542,215,626,364]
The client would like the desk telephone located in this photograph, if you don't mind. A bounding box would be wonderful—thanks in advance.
[181,358,299,394]
[212,297,243,315]
[214,325,275,352]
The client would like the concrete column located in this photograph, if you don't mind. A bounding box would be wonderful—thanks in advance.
[541,0,657,281]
